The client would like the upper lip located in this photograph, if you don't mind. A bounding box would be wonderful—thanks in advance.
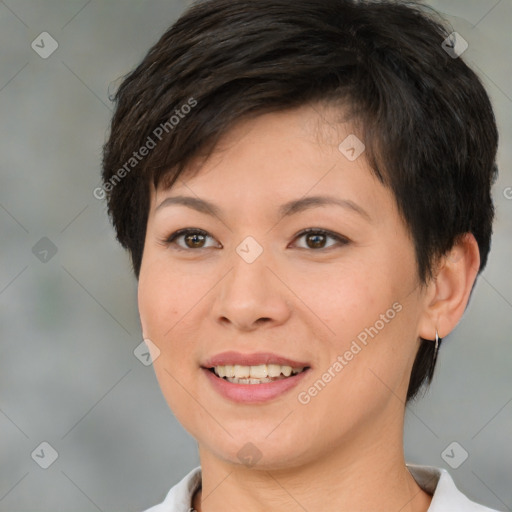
[202,351,310,368]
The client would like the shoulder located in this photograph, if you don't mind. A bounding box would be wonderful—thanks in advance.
[407,464,502,512]
[141,466,202,512]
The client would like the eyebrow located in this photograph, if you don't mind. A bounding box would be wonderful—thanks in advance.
[155,194,371,222]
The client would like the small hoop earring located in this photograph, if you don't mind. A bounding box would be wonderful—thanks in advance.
[428,329,441,380]
[432,328,441,367]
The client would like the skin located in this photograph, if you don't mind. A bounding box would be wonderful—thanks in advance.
[138,105,480,512]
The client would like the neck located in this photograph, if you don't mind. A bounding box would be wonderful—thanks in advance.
[192,414,432,512]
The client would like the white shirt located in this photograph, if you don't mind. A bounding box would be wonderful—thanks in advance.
[142,464,501,511]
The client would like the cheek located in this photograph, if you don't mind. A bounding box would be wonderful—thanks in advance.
[290,257,379,339]
[138,258,195,339]
[294,255,418,410]
[137,256,220,377]
[138,270,164,339]
[299,314,415,445]
[138,263,202,419]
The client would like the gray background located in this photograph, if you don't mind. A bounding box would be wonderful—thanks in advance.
[0,0,510,510]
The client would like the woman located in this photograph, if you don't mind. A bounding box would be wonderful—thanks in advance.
[101,0,500,510]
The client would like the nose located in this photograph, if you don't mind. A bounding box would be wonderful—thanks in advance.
[211,249,292,332]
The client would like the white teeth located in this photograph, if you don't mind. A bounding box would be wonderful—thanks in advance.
[281,365,292,377]
[267,364,281,377]
[225,377,274,384]
[234,364,250,378]
[250,364,267,378]
[212,363,306,383]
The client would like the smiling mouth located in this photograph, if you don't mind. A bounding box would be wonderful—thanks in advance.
[208,364,309,384]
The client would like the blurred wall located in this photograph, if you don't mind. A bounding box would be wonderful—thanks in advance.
[0,1,510,510]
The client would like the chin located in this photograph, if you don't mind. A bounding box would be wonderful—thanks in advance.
[197,428,315,471]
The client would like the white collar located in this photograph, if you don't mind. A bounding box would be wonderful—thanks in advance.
[405,464,499,511]
[143,464,500,511]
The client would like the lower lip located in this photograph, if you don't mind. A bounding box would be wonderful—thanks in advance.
[202,368,310,403]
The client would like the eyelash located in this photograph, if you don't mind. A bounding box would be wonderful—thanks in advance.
[163,228,350,252]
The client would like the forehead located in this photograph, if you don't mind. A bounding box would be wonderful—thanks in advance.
[147,106,398,234]
[153,105,369,195]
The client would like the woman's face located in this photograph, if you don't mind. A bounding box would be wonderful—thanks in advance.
[138,105,431,469]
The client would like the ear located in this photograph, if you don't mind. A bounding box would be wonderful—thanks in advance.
[418,233,481,340]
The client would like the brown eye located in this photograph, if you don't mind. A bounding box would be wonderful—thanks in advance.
[305,232,327,249]
[184,232,206,248]
[166,229,220,250]
[293,229,349,250]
